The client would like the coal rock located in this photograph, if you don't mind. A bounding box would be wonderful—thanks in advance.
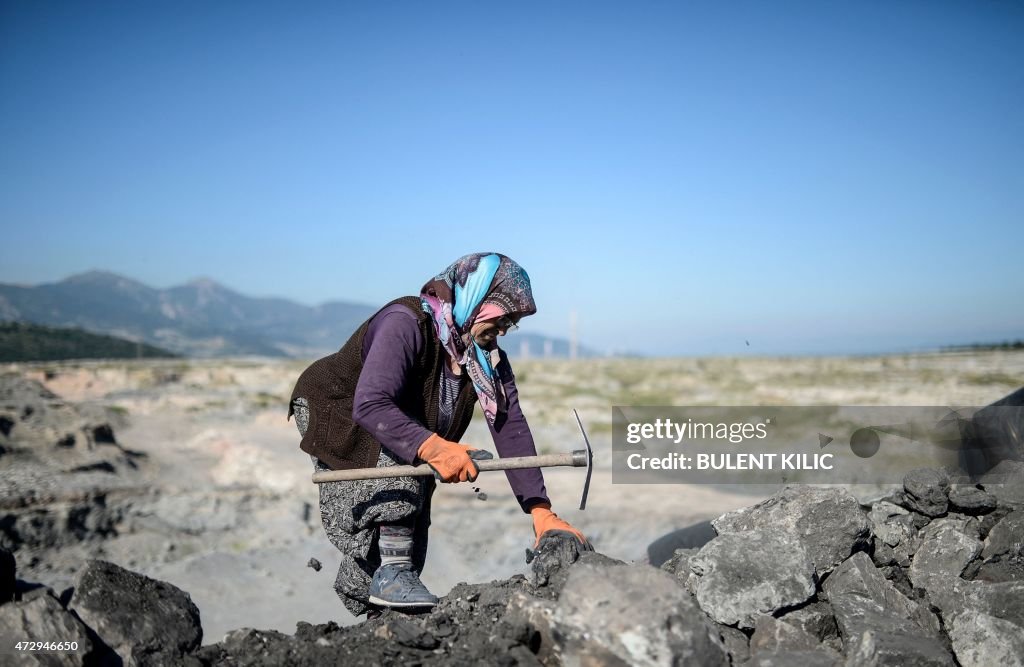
[973,557,1024,583]
[659,547,698,586]
[712,624,750,664]
[843,630,954,666]
[307,557,322,572]
[902,468,951,517]
[552,562,728,666]
[528,530,616,595]
[745,649,842,666]
[0,594,95,665]
[822,551,945,656]
[868,501,915,548]
[375,617,438,649]
[908,517,983,591]
[15,582,60,605]
[927,577,1024,629]
[776,600,839,642]
[948,485,998,515]
[712,485,870,575]
[947,612,1024,667]
[690,529,816,629]
[749,615,831,655]
[980,510,1023,559]
[70,559,202,665]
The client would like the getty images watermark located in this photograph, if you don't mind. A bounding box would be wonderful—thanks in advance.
[611,405,1021,485]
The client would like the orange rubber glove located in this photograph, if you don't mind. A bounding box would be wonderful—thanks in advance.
[529,502,591,549]
[416,433,491,483]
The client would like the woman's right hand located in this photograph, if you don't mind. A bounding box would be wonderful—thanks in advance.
[416,434,493,483]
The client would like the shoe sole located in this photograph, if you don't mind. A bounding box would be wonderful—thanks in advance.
[368,596,437,608]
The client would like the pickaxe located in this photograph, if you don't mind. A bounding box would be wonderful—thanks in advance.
[312,409,595,510]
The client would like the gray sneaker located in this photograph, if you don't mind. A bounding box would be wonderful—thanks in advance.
[368,563,439,608]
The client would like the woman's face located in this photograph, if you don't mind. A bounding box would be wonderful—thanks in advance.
[469,314,520,346]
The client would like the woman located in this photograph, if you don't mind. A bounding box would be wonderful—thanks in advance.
[288,252,589,617]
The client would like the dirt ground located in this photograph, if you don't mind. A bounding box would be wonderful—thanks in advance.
[4,350,1021,643]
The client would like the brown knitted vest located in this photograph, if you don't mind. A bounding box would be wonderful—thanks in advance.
[288,296,478,470]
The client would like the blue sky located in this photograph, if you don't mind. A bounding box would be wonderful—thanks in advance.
[1,1,1021,356]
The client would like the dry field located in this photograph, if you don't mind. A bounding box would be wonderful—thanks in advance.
[2,350,1021,642]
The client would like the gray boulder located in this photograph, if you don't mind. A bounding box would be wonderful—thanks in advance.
[0,594,94,665]
[503,590,560,665]
[844,629,954,666]
[750,615,835,656]
[712,485,869,575]
[868,501,919,567]
[948,485,997,515]
[981,510,1024,559]
[552,563,727,666]
[972,558,1024,583]
[823,552,945,653]
[776,601,839,642]
[908,517,982,591]
[70,559,201,665]
[902,468,950,517]
[947,612,1024,667]
[868,502,915,549]
[744,649,841,666]
[659,547,697,586]
[690,530,816,629]
[748,615,842,666]
[927,578,1024,628]
[712,624,750,665]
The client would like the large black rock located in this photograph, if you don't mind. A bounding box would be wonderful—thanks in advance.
[69,559,202,665]
[959,386,1024,477]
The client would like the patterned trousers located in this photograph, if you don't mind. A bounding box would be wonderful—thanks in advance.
[292,397,435,616]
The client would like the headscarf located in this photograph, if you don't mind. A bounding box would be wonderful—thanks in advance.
[420,252,536,426]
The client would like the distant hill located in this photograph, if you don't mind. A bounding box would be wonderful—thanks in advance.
[0,271,594,359]
[940,340,1024,352]
[0,322,178,362]
[0,271,376,358]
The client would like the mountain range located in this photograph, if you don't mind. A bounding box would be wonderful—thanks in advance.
[0,271,593,359]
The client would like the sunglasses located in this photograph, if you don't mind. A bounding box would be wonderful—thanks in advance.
[495,315,519,332]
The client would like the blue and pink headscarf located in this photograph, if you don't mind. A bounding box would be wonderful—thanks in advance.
[420,253,536,425]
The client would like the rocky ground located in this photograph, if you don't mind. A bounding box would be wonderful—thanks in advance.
[0,351,1021,664]
[2,463,1023,665]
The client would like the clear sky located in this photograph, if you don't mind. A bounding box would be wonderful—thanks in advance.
[1,1,1021,356]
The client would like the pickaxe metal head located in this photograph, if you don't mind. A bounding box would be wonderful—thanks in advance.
[573,409,594,510]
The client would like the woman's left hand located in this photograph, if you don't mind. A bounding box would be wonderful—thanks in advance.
[529,503,592,550]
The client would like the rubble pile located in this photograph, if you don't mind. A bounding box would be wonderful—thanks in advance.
[2,461,1021,666]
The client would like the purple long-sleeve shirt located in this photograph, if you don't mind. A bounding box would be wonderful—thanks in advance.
[351,304,550,513]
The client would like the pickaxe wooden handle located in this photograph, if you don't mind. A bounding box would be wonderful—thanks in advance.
[311,451,588,483]
[310,409,595,510]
